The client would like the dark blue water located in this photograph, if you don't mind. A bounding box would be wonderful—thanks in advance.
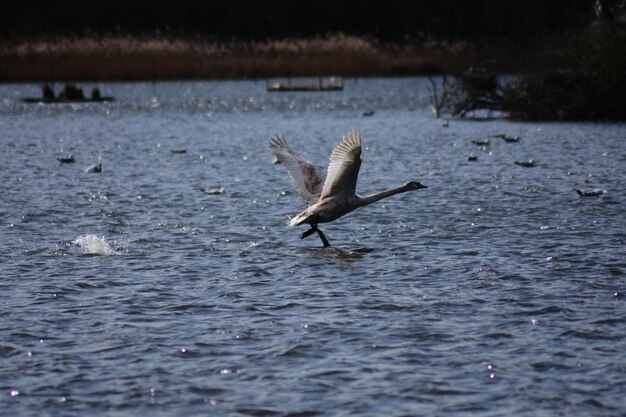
[1,79,625,416]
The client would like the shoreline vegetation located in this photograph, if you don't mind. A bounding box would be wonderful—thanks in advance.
[0,34,525,82]
[441,21,626,121]
[3,20,624,121]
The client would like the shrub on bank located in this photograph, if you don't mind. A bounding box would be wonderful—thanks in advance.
[502,22,626,120]
[446,22,626,121]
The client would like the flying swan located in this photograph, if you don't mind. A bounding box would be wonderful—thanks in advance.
[268,129,428,247]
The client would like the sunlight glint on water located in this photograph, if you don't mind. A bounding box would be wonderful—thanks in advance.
[0,79,625,417]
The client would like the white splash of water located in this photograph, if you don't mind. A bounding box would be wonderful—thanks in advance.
[73,234,116,255]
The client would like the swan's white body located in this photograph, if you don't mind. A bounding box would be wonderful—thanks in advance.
[268,129,427,246]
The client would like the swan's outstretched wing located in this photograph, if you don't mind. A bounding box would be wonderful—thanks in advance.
[320,129,362,199]
[268,135,325,205]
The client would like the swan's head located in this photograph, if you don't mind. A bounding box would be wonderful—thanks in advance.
[405,181,428,190]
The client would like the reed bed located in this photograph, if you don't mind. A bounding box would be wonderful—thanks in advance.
[0,34,479,81]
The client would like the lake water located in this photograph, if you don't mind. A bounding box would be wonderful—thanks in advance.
[1,78,625,416]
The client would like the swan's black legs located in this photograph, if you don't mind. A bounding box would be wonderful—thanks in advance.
[301,227,317,239]
[301,223,331,247]
[316,228,331,247]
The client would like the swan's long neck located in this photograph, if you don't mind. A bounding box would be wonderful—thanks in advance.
[358,184,412,207]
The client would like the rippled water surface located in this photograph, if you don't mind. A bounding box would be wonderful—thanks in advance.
[1,79,625,416]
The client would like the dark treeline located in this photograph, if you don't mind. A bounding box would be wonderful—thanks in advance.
[1,0,596,43]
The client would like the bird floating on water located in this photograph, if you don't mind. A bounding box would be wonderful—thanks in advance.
[467,153,478,161]
[200,187,225,195]
[57,154,75,164]
[576,188,605,197]
[471,139,490,146]
[362,110,375,117]
[86,163,102,173]
[514,159,536,167]
[268,129,428,247]
[494,133,520,142]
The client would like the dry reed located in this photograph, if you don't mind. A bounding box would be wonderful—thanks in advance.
[1,34,479,81]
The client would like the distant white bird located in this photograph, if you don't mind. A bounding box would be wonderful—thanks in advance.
[268,129,428,246]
